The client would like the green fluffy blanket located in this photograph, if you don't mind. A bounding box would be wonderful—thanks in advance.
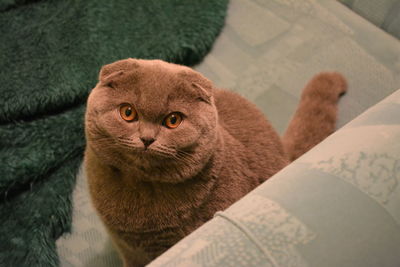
[0,0,228,265]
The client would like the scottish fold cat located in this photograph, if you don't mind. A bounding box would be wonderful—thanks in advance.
[84,58,346,266]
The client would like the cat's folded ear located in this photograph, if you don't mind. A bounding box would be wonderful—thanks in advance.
[98,58,139,85]
[180,70,214,105]
[191,83,212,104]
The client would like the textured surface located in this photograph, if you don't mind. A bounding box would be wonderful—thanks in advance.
[195,0,400,134]
[0,0,228,121]
[57,0,400,266]
[0,0,228,266]
[148,88,400,267]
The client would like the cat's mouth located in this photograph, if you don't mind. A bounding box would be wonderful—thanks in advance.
[127,146,174,160]
[141,147,175,159]
[139,147,156,155]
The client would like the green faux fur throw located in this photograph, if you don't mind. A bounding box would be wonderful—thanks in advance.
[0,0,228,265]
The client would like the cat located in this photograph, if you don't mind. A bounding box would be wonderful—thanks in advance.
[84,58,346,267]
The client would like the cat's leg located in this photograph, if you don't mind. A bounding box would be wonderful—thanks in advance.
[110,233,152,267]
[282,72,347,161]
[117,243,151,267]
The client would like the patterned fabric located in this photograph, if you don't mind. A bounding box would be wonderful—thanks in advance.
[57,0,400,266]
[195,0,400,134]
[149,88,400,266]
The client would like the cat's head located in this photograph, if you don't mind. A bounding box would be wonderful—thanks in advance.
[85,58,219,183]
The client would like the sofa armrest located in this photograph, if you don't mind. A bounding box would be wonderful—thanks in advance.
[149,88,400,267]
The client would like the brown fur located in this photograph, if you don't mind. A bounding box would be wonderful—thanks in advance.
[84,58,346,266]
[282,72,347,161]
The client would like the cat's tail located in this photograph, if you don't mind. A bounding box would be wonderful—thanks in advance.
[282,72,347,161]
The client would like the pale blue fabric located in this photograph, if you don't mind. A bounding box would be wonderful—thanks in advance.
[195,0,400,134]
[149,88,400,267]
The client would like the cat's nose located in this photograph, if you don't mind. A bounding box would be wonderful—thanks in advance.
[140,137,155,148]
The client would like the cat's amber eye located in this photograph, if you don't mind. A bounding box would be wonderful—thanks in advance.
[164,112,183,129]
[119,104,137,122]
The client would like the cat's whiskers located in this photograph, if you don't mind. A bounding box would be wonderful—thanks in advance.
[91,136,117,148]
[116,137,142,151]
[152,145,188,164]
[117,137,136,144]
[162,146,199,166]
[89,134,111,142]
[150,145,177,158]
[178,155,199,166]
[175,149,193,158]
[95,136,199,168]
[118,140,136,146]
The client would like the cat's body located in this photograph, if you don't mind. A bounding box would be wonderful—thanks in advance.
[85,58,346,266]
